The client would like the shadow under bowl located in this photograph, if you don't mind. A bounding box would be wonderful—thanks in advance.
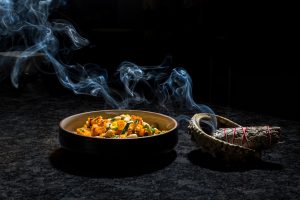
[59,110,178,156]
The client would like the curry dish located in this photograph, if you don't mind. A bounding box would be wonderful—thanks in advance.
[76,114,165,138]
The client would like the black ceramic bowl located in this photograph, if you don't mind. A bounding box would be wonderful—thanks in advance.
[59,110,178,156]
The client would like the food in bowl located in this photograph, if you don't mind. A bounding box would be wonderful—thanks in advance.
[59,110,178,155]
[76,114,165,138]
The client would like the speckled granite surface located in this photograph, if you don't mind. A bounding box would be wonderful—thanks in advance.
[1,85,300,200]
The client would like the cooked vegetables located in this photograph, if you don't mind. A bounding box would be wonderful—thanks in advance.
[76,114,165,138]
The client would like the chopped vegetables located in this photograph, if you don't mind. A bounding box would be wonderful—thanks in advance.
[76,114,165,138]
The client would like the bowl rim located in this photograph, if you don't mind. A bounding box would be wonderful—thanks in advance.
[59,109,178,140]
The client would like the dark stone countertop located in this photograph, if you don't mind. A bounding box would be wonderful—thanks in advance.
[1,86,300,200]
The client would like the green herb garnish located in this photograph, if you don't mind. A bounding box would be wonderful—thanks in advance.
[121,122,131,134]
[151,128,156,134]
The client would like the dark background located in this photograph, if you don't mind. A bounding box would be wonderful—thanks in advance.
[3,0,298,120]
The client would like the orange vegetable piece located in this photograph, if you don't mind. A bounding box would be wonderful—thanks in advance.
[91,124,106,136]
[117,120,126,130]
[137,128,145,137]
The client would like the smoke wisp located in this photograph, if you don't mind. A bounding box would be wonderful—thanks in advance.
[0,0,216,129]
